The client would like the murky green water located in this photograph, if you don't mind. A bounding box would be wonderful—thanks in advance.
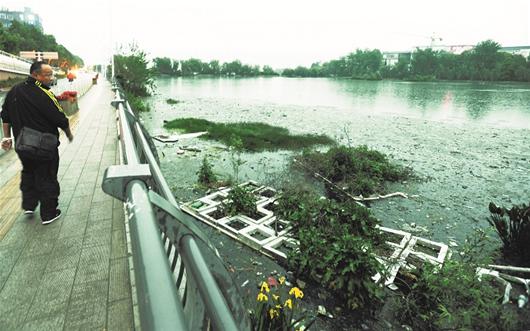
[149,77,530,129]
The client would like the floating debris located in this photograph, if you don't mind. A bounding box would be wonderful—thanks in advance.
[181,146,202,152]
[153,131,207,143]
[518,295,528,308]
[317,305,334,318]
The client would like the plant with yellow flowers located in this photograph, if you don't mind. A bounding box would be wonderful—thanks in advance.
[250,276,315,331]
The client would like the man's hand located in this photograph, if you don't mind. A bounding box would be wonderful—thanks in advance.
[64,127,74,142]
[1,137,13,151]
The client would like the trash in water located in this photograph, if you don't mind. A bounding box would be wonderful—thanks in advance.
[518,295,528,308]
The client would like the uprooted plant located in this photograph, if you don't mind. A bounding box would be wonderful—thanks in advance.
[275,186,385,311]
[488,201,530,263]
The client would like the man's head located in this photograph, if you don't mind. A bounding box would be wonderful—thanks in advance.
[30,61,54,86]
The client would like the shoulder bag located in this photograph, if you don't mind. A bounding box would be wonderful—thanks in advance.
[12,85,58,160]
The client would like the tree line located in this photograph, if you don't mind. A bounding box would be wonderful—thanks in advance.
[284,40,530,82]
[153,57,278,77]
[0,21,83,68]
[154,40,530,82]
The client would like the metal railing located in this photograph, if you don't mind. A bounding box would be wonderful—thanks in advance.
[102,84,251,331]
[0,50,31,75]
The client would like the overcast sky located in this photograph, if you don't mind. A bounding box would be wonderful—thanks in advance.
[2,0,529,68]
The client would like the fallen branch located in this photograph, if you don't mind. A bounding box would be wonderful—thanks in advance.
[357,192,409,201]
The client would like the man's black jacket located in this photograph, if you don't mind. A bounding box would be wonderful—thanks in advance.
[1,76,69,141]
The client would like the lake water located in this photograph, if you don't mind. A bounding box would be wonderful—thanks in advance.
[152,77,530,129]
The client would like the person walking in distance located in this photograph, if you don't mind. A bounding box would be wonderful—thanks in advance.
[1,62,74,224]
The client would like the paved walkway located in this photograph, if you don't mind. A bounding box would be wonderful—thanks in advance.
[0,80,134,330]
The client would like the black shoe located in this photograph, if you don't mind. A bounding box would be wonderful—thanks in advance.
[23,210,35,215]
[42,209,61,225]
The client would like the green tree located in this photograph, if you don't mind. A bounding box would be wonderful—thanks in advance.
[262,65,277,76]
[470,40,502,80]
[498,53,527,81]
[0,21,83,67]
[153,57,173,75]
[221,60,243,76]
[114,43,155,96]
[410,48,438,78]
[181,58,204,76]
[208,60,220,75]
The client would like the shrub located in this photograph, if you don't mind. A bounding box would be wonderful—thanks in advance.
[222,185,258,217]
[396,260,518,330]
[125,91,151,113]
[275,187,385,310]
[295,145,410,197]
[197,156,217,187]
[488,201,530,263]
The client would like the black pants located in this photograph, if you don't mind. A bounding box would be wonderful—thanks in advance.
[19,151,60,219]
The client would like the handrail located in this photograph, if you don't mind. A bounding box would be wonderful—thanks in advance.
[0,50,31,75]
[103,83,250,331]
[0,49,33,64]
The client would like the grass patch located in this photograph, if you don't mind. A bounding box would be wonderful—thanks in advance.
[166,98,181,104]
[163,118,334,152]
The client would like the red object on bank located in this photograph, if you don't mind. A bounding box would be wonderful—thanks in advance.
[56,91,78,101]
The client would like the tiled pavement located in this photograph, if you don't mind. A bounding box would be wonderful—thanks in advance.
[0,80,134,330]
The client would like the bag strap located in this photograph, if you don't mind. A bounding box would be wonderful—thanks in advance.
[34,80,64,113]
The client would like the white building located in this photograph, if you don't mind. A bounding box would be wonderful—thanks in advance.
[0,7,42,31]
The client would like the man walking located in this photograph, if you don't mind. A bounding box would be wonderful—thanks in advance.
[1,62,73,224]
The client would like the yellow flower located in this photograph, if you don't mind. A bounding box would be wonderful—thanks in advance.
[272,294,280,301]
[289,287,304,299]
[257,293,268,302]
[260,282,270,293]
[279,276,286,285]
[269,308,279,319]
[284,298,293,309]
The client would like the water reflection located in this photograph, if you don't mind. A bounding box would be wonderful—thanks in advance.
[456,90,494,119]
[330,78,381,99]
[395,82,448,112]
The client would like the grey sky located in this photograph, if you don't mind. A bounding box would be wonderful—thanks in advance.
[3,0,529,68]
